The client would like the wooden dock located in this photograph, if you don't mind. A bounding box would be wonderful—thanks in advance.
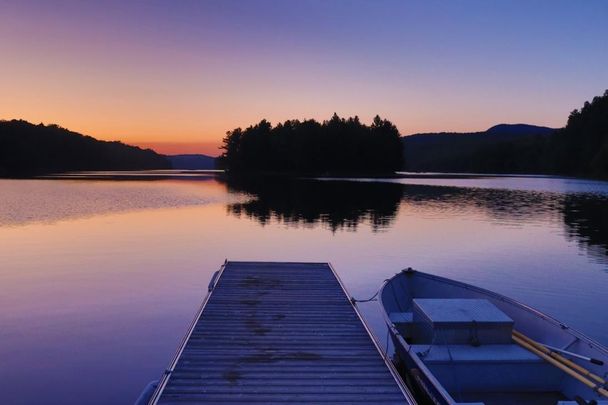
[148,261,415,404]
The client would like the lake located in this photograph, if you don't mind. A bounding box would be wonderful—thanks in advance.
[1,172,607,404]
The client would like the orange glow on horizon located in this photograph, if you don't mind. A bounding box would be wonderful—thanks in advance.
[2,1,603,159]
[133,141,222,156]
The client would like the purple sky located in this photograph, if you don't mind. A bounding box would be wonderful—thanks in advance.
[2,0,607,155]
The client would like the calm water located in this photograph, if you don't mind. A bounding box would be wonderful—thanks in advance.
[1,173,608,404]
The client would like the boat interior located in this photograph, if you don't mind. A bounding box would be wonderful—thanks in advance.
[381,270,608,405]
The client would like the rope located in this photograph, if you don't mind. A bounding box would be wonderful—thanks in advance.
[352,267,413,304]
[351,279,389,303]
[349,278,395,361]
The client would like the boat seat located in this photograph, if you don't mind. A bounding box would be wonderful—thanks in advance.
[389,311,413,324]
[412,298,514,344]
[390,312,413,337]
[411,344,564,392]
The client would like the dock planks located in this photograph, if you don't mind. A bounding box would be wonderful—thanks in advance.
[149,261,415,404]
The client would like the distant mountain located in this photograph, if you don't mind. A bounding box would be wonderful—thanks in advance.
[486,123,555,136]
[402,123,556,173]
[167,154,217,170]
[0,119,170,177]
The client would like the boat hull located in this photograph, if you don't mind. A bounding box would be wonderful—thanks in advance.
[380,269,608,405]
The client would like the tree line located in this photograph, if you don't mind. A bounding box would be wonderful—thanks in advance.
[219,114,403,174]
[3,90,606,179]
[472,90,608,178]
[402,90,608,178]
[549,90,608,177]
[0,120,170,177]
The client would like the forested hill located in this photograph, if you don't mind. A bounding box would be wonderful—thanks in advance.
[0,120,170,177]
[401,90,608,178]
[402,124,556,173]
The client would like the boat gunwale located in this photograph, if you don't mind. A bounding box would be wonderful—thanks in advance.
[378,268,608,405]
[379,273,454,404]
[382,269,608,355]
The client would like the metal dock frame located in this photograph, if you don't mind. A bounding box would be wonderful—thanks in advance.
[148,261,416,404]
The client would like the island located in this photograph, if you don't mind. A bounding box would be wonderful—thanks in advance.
[218,114,403,175]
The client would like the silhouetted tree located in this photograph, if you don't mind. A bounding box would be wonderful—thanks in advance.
[0,120,169,177]
[548,90,608,177]
[219,114,403,174]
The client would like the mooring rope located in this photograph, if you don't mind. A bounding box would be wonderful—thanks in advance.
[350,279,390,303]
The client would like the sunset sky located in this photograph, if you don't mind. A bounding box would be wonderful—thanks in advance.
[2,0,607,156]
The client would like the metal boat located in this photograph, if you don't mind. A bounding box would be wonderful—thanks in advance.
[380,268,608,405]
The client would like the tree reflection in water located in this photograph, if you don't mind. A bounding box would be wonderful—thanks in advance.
[221,175,608,265]
[222,176,403,232]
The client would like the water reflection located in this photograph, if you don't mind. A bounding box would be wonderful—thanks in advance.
[221,175,608,264]
[222,176,403,232]
[4,174,607,266]
[562,194,608,263]
[222,175,561,226]
[2,173,608,404]
[0,177,236,227]
[400,185,561,224]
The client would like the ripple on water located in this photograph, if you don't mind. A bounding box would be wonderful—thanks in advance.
[0,178,244,227]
